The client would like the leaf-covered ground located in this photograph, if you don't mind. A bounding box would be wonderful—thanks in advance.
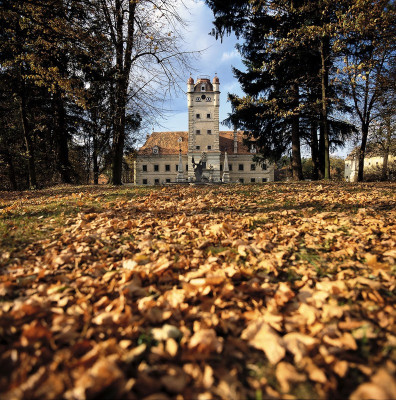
[1,182,395,400]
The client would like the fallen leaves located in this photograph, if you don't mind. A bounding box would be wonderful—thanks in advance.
[0,182,395,399]
[241,320,286,364]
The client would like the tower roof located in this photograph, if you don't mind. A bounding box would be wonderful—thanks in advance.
[213,75,220,84]
[187,77,194,84]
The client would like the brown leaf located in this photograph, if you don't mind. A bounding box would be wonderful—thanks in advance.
[188,329,223,355]
[276,362,306,392]
[241,320,285,364]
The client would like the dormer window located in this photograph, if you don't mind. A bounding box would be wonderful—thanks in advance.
[250,144,257,154]
[201,85,205,91]
[152,146,159,155]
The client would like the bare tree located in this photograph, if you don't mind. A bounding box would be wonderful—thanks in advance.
[96,0,193,184]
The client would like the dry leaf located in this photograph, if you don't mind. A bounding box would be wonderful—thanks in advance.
[276,362,306,392]
[241,320,285,364]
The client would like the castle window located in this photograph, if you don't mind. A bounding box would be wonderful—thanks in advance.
[207,130,212,135]
[262,163,267,170]
[207,113,211,118]
[196,114,200,119]
[142,165,147,172]
[207,145,212,150]
[154,164,159,172]
[262,178,267,182]
[196,145,200,150]
[239,178,244,183]
[152,146,159,154]
[251,164,256,171]
[143,179,148,185]
[166,179,171,183]
[229,164,232,171]
[196,129,201,135]
[220,164,223,171]
[251,178,256,183]
[165,164,170,171]
[186,165,188,171]
[154,179,160,185]
[239,164,244,171]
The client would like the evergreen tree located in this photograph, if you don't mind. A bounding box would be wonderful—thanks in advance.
[206,0,357,180]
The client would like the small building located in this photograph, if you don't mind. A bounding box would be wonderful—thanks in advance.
[345,141,395,182]
[134,75,274,184]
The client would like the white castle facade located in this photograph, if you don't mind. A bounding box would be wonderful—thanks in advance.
[134,75,274,184]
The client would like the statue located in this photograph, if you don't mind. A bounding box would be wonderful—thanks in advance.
[192,157,204,182]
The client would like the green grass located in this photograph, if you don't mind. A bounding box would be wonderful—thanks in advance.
[0,185,149,256]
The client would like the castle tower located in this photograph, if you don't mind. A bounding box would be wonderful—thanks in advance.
[187,75,221,182]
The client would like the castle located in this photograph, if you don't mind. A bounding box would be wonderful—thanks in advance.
[134,75,274,184]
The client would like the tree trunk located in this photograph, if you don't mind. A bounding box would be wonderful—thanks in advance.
[109,0,136,185]
[53,91,72,183]
[291,84,303,180]
[111,85,126,185]
[320,36,330,180]
[318,124,325,178]
[93,135,99,185]
[4,150,18,190]
[310,121,320,180]
[19,79,37,189]
[381,116,391,181]
[357,122,369,182]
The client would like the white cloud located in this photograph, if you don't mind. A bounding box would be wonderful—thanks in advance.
[221,49,239,63]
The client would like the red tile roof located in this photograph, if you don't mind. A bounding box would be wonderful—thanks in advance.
[138,131,252,155]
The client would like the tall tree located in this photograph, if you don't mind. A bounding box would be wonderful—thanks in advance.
[97,0,191,185]
[206,0,354,180]
[339,0,395,181]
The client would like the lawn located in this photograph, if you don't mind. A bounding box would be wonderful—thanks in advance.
[0,182,395,400]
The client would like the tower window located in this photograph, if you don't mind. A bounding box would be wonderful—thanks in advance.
[207,130,212,135]
[207,113,211,118]
[196,130,201,135]
[196,114,201,119]
[154,164,159,172]
[176,165,179,171]
[251,164,256,171]
[165,164,170,171]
